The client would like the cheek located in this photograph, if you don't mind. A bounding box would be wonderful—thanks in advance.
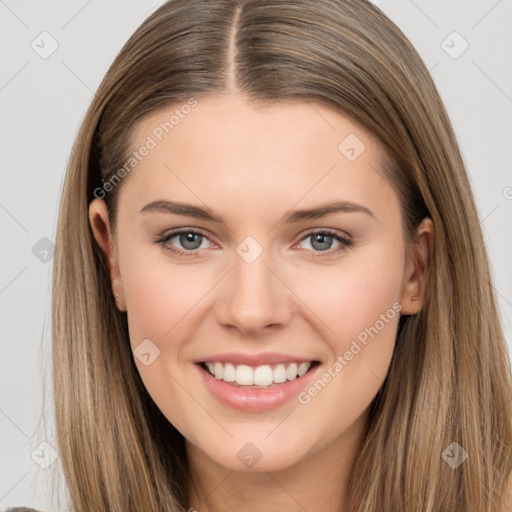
[118,250,213,433]
[290,241,404,422]
[115,229,406,462]
[120,246,212,348]
[289,238,405,348]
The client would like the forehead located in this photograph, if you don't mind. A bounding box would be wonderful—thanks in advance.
[129,94,380,161]
[119,95,396,222]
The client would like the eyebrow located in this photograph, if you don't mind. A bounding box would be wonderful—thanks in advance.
[139,199,375,223]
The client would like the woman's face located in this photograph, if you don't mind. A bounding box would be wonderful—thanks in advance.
[90,95,429,473]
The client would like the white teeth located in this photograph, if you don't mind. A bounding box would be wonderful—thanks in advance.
[235,364,253,385]
[204,361,313,386]
[253,365,273,386]
[223,363,236,382]
[213,362,224,380]
[286,363,298,381]
[273,364,287,383]
[297,362,310,377]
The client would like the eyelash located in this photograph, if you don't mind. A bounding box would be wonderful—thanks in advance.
[155,228,353,258]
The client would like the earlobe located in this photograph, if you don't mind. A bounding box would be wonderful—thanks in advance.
[88,199,126,311]
[400,217,433,315]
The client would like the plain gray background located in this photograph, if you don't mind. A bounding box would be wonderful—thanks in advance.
[1,0,511,509]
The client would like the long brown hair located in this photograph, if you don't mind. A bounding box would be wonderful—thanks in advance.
[52,0,512,510]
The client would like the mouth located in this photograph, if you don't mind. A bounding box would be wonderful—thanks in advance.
[194,353,322,411]
[198,360,321,388]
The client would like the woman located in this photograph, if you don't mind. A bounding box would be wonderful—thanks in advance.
[20,0,512,510]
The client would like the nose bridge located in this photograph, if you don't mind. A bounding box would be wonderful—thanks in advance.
[215,239,291,333]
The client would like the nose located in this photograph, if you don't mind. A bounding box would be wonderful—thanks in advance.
[214,248,293,335]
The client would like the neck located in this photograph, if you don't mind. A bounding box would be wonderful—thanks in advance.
[186,411,368,512]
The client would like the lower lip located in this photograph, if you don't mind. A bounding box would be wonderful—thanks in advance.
[196,363,320,412]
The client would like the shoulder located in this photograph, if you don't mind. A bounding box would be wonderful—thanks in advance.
[4,508,43,512]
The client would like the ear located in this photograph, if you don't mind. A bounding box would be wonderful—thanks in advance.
[400,217,433,315]
[88,198,126,311]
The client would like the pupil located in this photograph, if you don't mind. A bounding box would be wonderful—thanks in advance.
[312,233,332,251]
[177,233,334,251]
[181,232,201,250]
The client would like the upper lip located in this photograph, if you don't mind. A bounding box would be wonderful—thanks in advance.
[195,352,317,366]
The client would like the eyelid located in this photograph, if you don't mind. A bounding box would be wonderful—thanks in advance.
[295,227,352,243]
[158,227,217,247]
[156,227,353,257]
[294,228,353,253]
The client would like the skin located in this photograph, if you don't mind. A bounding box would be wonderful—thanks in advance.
[89,93,432,511]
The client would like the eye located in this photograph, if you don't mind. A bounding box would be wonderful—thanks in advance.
[155,228,352,258]
[297,229,352,255]
[157,229,214,256]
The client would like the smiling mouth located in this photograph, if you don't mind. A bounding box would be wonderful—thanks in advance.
[199,361,320,388]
